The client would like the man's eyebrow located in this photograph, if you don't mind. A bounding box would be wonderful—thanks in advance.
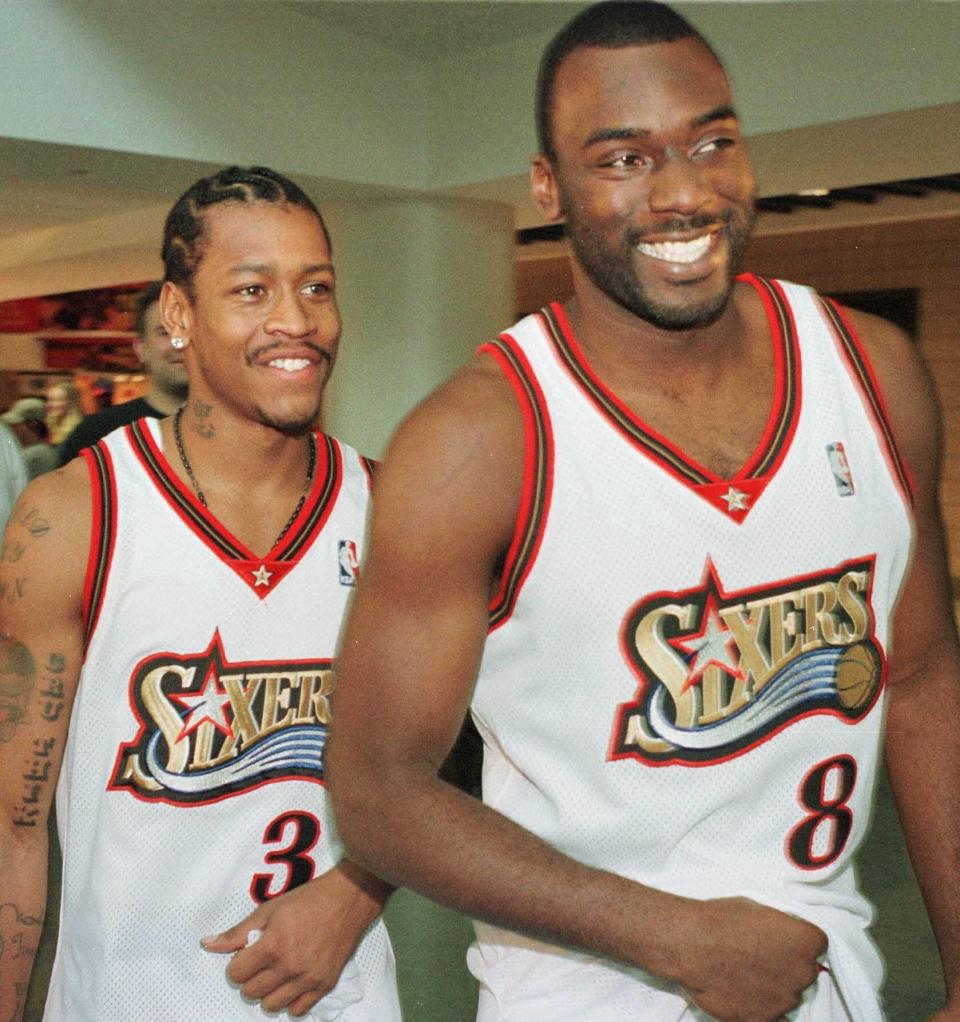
[228,262,335,276]
[692,104,738,128]
[229,262,271,276]
[582,127,650,149]
[582,106,738,149]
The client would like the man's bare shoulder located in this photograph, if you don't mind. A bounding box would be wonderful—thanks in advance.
[410,349,524,437]
[370,351,526,570]
[840,306,939,484]
[383,350,524,490]
[1,457,92,598]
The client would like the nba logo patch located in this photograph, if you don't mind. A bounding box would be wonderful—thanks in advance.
[826,442,855,496]
[338,540,359,586]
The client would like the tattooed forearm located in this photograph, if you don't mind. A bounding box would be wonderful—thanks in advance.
[0,641,35,744]
[0,903,42,1022]
[193,399,215,438]
[9,652,67,826]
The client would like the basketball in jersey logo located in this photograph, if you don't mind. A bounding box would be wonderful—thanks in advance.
[109,630,334,804]
[612,556,883,765]
[826,442,855,496]
[338,539,359,586]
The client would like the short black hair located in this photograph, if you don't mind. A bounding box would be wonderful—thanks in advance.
[161,166,329,298]
[134,281,163,339]
[536,1,720,160]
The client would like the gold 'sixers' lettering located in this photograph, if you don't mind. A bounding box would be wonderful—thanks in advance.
[111,630,334,803]
[613,558,880,764]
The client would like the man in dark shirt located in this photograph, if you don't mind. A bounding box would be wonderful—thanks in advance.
[58,281,188,463]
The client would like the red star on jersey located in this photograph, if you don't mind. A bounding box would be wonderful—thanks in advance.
[669,592,743,693]
[171,661,234,742]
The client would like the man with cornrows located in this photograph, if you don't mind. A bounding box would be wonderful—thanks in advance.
[0,166,401,1022]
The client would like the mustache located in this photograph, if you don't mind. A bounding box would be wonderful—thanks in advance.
[627,211,733,246]
[246,340,334,366]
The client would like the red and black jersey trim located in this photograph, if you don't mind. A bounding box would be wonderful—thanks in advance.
[481,335,554,631]
[278,434,342,560]
[746,276,801,478]
[126,421,343,587]
[818,297,914,506]
[360,455,379,493]
[539,274,801,522]
[80,441,117,651]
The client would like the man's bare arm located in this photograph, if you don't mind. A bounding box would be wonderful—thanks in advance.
[849,309,960,1020]
[0,464,90,1022]
[328,354,825,1022]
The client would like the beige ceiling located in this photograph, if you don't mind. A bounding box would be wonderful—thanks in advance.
[288,0,583,59]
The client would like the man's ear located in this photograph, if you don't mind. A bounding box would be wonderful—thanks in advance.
[530,155,564,223]
[160,280,192,341]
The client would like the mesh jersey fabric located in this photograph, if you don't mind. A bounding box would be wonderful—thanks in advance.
[45,417,399,1022]
[469,277,913,1022]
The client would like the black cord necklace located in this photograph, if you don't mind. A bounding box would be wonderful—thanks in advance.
[173,406,316,549]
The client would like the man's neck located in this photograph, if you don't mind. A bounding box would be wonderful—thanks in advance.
[565,283,750,390]
[160,399,316,557]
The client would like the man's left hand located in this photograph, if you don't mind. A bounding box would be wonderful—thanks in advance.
[201,862,390,1018]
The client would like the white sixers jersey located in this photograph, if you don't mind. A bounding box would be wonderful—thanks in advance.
[46,417,400,1022]
[469,276,913,1022]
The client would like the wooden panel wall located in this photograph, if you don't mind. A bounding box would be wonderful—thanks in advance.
[515,213,960,589]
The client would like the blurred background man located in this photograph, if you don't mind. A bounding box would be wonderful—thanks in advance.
[58,281,188,464]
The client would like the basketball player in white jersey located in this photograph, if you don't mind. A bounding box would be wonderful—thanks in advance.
[0,167,401,1021]
[327,4,960,1021]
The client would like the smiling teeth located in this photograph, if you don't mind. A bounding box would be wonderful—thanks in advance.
[636,235,712,264]
[269,358,311,372]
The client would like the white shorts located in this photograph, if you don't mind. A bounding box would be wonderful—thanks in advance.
[469,932,856,1022]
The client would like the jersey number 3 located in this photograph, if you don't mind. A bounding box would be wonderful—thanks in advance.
[250,810,321,903]
[787,756,857,870]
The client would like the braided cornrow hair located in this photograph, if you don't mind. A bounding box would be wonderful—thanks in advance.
[161,166,330,298]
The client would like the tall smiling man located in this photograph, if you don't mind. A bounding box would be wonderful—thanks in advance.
[328,4,960,1021]
[0,167,400,1021]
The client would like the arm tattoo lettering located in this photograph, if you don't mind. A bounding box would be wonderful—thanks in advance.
[38,656,66,723]
[0,900,43,944]
[12,737,57,829]
[193,399,216,439]
[0,641,35,744]
[0,903,43,1020]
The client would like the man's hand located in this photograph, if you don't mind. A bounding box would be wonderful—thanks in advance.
[200,862,390,1018]
[672,897,826,1022]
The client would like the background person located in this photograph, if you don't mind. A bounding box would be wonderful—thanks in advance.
[0,372,29,534]
[43,382,82,446]
[58,281,189,465]
[0,398,59,479]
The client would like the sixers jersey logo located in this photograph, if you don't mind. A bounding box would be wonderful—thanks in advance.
[612,557,883,765]
[110,630,334,804]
